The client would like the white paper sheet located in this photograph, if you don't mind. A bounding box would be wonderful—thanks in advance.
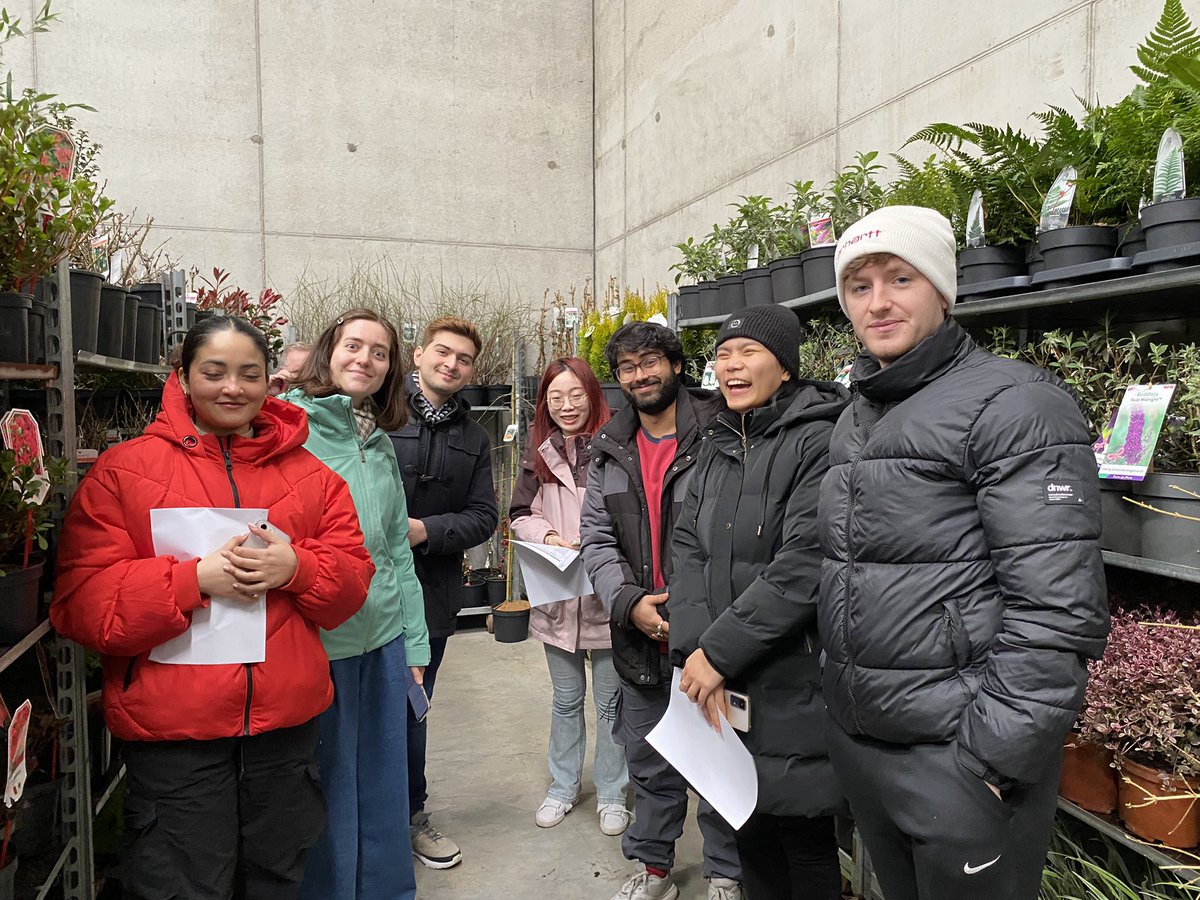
[646,669,758,829]
[512,540,594,607]
[148,507,269,666]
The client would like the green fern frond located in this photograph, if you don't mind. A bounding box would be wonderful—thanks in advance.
[1133,0,1200,84]
[888,153,920,180]
[1153,149,1185,200]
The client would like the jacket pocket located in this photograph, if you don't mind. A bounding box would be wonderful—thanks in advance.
[941,600,972,669]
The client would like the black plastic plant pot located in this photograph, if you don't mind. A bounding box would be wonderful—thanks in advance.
[716,274,745,312]
[741,268,774,306]
[768,256,804,303]
[486,384,511,407]
[1133,473,1200,569]
[457,385,488,407]
[677,284,701,320]
[186,301,198,330]
[0,292,32,364]
[492,602,530,643]
[1024,241,1044,277]
[69,268,103,355]
[696,282,721,317]
[97,284,127,358]
[1035,225,1117,271]
[484,573,507,607]
[602,383,627,412]
[1140,197,1200,252]
[1116,222,1146,259]
[459,576,487,611]
[0,558,43,644]
[30,279,54,365]
[134,299,161,363]
[799,246,836,295]
[122,290,139,360]
[957,246,1025,285]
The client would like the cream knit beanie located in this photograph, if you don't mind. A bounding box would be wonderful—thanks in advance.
[833,206,958,316]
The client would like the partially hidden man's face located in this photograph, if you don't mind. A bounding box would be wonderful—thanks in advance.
[842,255,948,367]
[615,350,681,415]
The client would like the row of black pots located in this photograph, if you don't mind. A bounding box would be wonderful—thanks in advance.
[0,272,169,365]
[677,245,838,321]
[459,567,508,608]
[456,383,513,407]
[1099,473,1200,570]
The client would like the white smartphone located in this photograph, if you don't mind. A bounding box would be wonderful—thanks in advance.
[724,689,751,733]
[243,519,292,550]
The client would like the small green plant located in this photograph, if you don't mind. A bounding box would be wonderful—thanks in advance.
[1133,0,1200,87]
[826,151,887,235]
[772,180,822,258]
[0,450,68,568]
[670,234,721,284]
[884,154,970,243]
[1040,816,1200,898]
[723,195,783,269]
[681,324,718,384]
[797,316,859,380]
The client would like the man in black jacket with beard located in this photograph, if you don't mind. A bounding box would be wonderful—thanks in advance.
[580,322,742,900]
[818,206,1109,900]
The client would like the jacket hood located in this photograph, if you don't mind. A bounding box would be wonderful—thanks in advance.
[851,317,975,404]
[145,372,311,462]
[716,378,849,438]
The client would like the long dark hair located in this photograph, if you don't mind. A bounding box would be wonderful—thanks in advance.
[292,308,409,432]
[529,357,609,483]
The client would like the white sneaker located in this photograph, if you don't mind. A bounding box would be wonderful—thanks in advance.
[598,803,630,835]
[707,877,743,900]
[535,796,573,828]
[610,862,679,900]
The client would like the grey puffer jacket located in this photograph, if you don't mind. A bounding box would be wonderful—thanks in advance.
[670,379,849,817]
[818,318,1109,788]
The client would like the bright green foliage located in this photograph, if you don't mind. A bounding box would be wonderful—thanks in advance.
[826,151,887,235]
[670,235,721,284]
[576,286,668,383]
[1133,0,1200,85]
[884,154,971,245]
[680,324,718,383]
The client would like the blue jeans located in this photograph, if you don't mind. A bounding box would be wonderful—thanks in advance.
[301,635,416,900]
[407,635,449,814]
[543,644,629,807]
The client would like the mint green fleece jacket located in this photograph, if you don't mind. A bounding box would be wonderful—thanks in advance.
[282,390,430,665]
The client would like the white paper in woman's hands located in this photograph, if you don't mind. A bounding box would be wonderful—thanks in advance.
[148,507,269,665]
[512,540,594,607]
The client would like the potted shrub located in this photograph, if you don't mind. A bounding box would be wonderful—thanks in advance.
[1080,604,1200,848]
[576,282,667,409]
[799,152,887,296]
[766,179,820,303]
[670,234,721,319]
[0,448,66,643]
[710,222,746,312]
[724,195,781,307]
[193,268,287,364]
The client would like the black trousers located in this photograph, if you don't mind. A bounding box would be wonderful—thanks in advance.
[120,719,325,900]
[735,813,841,900]
[827,723,1062,900]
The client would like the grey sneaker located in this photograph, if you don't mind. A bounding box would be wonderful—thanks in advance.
[598,803,630,835]
[610,862,679,900]
[707,877,743,900]
[410,811,462,869]
[535,796,573,828]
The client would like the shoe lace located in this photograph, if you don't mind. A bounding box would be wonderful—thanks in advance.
[416,818,444,842]
[616,871,650,899]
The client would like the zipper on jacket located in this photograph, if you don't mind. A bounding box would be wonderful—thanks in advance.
[219,435,254,736]
[220,436,241,507]
[842,415,876,732]
[242,665,254,736]
[122,658,136,690]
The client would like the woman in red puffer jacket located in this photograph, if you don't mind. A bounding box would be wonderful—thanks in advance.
[52,316,374,900]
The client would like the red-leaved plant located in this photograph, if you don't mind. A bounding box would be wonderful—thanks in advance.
[194,268,288,361]
[1080,605,1200,778]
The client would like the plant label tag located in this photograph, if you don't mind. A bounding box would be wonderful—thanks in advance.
[0,409,49,505]
[808,213,836,247]
[4,700,32,808]
[503,423,518,443]
[1043,480,1083,505]
[1153,127,1186,203]
[1039,166,1077,233]
[701,361,718,391]
[747,244,760,268]
[1098,384,1176,481]
[966,190,986,249]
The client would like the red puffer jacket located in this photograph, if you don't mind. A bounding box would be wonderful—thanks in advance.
[51,373,374,742]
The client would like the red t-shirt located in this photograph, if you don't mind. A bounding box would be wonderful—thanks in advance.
[636,427,677,591]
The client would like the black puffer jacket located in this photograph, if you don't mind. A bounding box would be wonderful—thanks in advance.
[670,380,849,817]
[818,318,1109,787]
[580,387,721,686]
[390,380,498,637]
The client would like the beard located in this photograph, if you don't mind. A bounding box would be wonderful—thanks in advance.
[624,368,681,416]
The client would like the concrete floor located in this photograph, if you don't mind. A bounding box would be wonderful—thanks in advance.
[413,625,711,899]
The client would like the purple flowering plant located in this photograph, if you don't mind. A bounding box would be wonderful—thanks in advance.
[1080,605,1200,778]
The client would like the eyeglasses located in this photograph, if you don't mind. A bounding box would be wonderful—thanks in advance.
[546,391,587,409]
[615,355,664,382]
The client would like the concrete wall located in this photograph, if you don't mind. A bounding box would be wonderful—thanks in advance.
[595,0,1187,291]
[9,0,593,309]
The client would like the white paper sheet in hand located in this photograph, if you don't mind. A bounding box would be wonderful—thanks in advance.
[148,507,269,666]
[512,540,594,607]
[646,669,758,829]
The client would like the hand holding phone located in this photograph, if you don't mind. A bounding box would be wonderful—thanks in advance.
[723,689,751,733]
[408,681,431,722]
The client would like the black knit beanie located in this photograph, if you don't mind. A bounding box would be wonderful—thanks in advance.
[714,304,801,379]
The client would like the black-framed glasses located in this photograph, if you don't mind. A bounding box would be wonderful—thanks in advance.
[615,354,664,382]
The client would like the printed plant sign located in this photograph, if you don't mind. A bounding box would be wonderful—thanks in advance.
[0,410,48,505]
[4,700,32,808]
[37,127,75,182]
[1098,384,1177,481]
[1039,166,1077,233]
[1152,127,1186,203]
[807,213,835,247]
[966,190,986,249]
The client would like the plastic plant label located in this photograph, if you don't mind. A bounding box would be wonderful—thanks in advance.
[701,361,718,391]
[401,322,418,343]
[1152,127,1186,203]
[502,423,518,443]
[808,213,836,247]
[563,306,579,329]
[37,127,75,181]
[1039,166,1077,233]
[966,190,986,249]
[4,700,32,808]
[1098,384,1177,481]
[0,409,49,505]
[747,244,760,269]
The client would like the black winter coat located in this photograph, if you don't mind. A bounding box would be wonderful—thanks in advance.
[669,380,849,818]
[390,381,498,637]
[580,387,721,686]
[818,318,1109,788]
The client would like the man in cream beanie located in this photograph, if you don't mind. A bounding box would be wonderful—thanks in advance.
[817,205,1108,900]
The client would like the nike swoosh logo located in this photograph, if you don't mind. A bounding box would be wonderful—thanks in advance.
[963,854,1002,875]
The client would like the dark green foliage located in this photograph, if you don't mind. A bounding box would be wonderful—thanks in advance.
[1133,0,1200,85]
[883,154,972,246]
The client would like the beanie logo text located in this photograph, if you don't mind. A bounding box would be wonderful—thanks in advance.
[835,229,883,259]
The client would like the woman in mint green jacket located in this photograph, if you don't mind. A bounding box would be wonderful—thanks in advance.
[285,308,429,900]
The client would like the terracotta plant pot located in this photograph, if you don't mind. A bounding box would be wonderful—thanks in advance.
[1059,734,1117,814]
[1118,755,1200,848]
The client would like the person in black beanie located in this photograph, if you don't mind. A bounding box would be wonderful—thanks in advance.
[670,304,851,900]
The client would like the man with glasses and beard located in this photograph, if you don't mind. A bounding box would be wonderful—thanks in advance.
[581,322,742,900]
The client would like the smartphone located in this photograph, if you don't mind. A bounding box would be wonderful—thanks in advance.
[724,689,751,733]
[408,681,431,722]
[243,519,292,550]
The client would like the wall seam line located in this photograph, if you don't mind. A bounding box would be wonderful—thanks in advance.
[253,0,268,287]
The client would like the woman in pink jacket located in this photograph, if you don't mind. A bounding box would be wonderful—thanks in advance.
[510,357,630,836]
